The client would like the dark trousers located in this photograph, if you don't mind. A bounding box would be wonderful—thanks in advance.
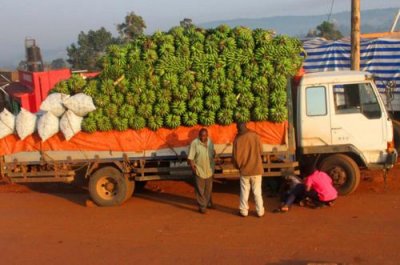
[282,184,306,207]
[194,175,213,210]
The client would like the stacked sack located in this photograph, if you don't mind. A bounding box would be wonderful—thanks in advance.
[0,92,96,142]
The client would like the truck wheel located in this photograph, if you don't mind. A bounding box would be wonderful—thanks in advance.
[89,167,128,207]
[392,120,400,153]
[124,177,135,201]
[319,154,360,195]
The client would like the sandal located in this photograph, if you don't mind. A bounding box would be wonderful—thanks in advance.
[272,207,289,214]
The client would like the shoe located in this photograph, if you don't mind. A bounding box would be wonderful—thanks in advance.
[207,204,216,209]
[239,211,248,217]
[257,212,265,218]
[199,208,207,214]
[327,201,335,207]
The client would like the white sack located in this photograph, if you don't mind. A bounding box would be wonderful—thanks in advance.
[38,112,59,142]
[60,110,83,141]
[16,108,37,140]
[63,93,96,117]
[0,108,15,139]
[40,93,70,117]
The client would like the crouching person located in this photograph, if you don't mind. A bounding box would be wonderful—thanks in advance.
[188,128,215,214]
[304,168,338,208]
[274,173,306,213]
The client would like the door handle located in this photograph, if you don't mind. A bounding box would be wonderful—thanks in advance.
[332,127,342,130]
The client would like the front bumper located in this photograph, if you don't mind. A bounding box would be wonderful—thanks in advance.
[367,150,398,170]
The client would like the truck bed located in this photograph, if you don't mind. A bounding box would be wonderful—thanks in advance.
[3,143,290,163]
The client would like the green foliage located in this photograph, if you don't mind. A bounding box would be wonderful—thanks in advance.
[307,21,343,40]
[117,12,146,42]
[67,27,118,70]
[50,58,68,70]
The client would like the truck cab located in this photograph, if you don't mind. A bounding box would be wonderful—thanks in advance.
[295,71,397,194]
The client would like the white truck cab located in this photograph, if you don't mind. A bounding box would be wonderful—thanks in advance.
[296,71,397,194]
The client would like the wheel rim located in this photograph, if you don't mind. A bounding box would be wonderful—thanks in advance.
[96,176,119,200]
[327,166,347,188]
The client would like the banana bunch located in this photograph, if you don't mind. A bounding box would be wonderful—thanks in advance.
[52,24,304,132]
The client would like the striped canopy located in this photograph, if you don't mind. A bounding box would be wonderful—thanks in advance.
[303,38,400,92]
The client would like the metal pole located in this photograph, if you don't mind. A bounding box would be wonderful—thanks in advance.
[351,0,360,70]
[390,9,400,33]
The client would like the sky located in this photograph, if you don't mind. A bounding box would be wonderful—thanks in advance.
[0,0,399,68]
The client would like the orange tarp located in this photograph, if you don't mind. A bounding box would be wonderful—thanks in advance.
[0,121,287,156]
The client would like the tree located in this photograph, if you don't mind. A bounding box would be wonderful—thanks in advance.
[306,21,343,40]
[50,58,67,69]
[180,18,194,29]
[17,60,27,71]
[67,27,117,70]
[117,12,146,42]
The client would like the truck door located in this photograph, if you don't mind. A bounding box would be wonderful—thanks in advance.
[330,82,386,164]
[298,85,332,147]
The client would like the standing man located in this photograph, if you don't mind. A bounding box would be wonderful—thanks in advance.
[232,122,265,217]
[188,128,215,214]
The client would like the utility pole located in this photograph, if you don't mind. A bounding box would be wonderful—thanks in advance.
[351,0,360,70]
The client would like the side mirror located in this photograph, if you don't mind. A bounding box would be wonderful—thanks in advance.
[384,80,396,106]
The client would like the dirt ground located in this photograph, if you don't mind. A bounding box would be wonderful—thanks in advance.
[0,167,400,265]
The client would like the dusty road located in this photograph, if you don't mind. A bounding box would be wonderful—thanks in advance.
[0,169,399,265]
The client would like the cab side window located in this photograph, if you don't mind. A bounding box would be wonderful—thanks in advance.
[306,86,327,116]
[333,83,381,119]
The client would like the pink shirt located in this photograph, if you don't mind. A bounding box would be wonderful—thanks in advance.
[305,170,338,201]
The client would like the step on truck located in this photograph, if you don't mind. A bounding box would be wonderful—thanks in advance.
[0,70,396,206]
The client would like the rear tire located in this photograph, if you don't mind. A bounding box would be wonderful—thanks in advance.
[319,154,360,195]
[124,177,135,201]
[89,167,128,207]
[393,120,400,153]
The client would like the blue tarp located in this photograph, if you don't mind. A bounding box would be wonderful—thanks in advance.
[303,38,400,92]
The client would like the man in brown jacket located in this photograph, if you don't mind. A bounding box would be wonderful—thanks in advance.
[232,122,265,217]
